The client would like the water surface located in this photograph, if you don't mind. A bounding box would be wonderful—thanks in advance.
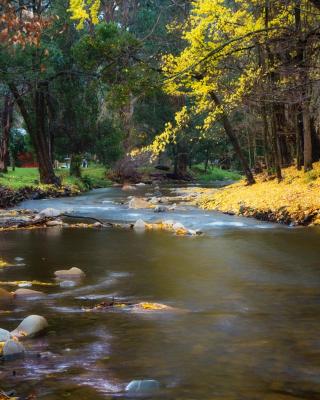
[1,185,320,399]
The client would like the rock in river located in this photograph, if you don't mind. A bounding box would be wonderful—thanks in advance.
[0,288,14,302]
[2,339,25,359]
[128,197,151,209]
[39,208,61,218]
[13,288,45,299]
[0,328,11,341]
[54,267,85,279]
[125,379,160,393]
[134,219,146,230]
[11,315,48,338]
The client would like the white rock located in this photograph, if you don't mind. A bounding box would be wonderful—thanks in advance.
[11,315,48,338]
[54,267,85,279]
[39,208,61,218]
[2,339,25,358]
[0,328,11,341]
[14,257,24,262]
[134,219,146,230]
[136,182,146,186]
[93,222,102,228]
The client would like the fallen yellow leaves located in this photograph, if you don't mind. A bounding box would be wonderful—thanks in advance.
[193,162,320,225]
[138,302,170,310]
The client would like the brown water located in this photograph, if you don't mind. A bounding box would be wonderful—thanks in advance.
[1,187,320,399]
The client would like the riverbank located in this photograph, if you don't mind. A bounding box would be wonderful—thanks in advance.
[0,166,110,208]
[192,163,320,226]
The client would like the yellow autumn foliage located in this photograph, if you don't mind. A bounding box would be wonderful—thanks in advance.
[194,162,320,225]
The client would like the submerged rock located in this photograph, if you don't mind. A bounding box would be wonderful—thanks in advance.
[0,288,14,302]
[14,257,24,262]
[11,315,48,338]
[54,267,85,279]
[59,280,77,288]
[2,339,25,359]
[13,288,45,299]
[39,208,61,218]
[125,379,160,393]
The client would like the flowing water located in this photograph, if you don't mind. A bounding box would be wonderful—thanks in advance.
[1,185,320,399]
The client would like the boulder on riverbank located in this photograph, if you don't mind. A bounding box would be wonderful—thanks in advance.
[11,315,48,338]
[54,267,85,280]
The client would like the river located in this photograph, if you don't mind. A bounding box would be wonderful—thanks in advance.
[1,185,320,399]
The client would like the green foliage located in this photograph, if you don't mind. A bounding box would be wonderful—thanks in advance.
[0,166,110,191]
[192,164,241,182]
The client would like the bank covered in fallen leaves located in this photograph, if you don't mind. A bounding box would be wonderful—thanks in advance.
[192,163,320,226]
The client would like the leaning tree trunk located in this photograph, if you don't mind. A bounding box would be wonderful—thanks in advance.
[210,92,255,184]
[0,93,13,173]
[9,82,60,185]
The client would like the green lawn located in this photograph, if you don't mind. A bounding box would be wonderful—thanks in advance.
[192,164,241,182]
[0,165,111,191]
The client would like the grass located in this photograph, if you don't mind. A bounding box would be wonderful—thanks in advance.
[0,165,111,191]
[192,164,241,182]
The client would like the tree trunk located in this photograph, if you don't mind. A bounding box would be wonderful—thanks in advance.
[70,154,82,178]
[210,92,255,184]
[303,102,312,171]
[9,82,60,185]
[0,93,13,173]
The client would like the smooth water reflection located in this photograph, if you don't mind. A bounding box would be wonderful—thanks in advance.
[0,188,320,399]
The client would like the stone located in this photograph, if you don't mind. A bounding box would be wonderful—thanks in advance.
[136,182,146,186]
[14,257,24,262]
[54,267,85,279]
[46,220,63,227]
[133,219,146,230]
[122,184,136,191]
[11,315,48,338]
[93,222,103,228]
[172,222,185,231]
[59,280,77,288]
[13,288,45,299]
[154,205,169,213]
[128,197,151,209]
[0,288,14,302]
[149,197,160,205]
[39,208,61,218]
[0,329,11,342]
[2,339,25,359]
[125,380,160,393]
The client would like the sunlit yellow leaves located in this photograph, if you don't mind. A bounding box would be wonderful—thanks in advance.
[68,0,100,29]
[195,162,320,225]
